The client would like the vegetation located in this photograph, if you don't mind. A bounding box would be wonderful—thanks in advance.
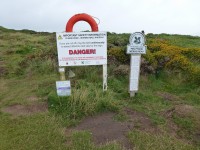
[108,32,200,84]
[0,26,200,149]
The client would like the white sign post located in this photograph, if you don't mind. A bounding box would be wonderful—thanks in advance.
[127,32,146,97]
[56,32,107,92]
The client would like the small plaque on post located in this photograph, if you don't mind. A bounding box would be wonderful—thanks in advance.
[127,32,146,54]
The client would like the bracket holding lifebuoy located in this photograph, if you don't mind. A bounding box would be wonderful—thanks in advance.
[66,13,99,32]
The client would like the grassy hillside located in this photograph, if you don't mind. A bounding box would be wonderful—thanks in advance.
[0,26,200,150]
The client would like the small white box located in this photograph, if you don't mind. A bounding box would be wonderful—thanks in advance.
[56,81,71,96]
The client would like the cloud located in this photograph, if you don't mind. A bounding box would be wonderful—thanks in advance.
[0,0,199,35]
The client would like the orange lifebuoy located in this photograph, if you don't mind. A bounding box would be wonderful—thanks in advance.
[66,13,99,32]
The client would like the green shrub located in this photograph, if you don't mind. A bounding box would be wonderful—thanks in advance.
[108,46,129,63]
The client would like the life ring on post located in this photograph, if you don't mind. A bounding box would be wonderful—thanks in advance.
[66,13,99,32]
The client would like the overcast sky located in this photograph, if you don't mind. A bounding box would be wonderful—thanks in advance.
[0,0,200,35]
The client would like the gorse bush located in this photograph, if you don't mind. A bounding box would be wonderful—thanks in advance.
[108,46,129,63]
[107,32,130,63]
[146,39,200,84]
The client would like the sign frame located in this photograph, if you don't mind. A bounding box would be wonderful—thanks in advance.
[56,13,108,95]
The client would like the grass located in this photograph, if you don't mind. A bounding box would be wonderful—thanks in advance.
[0,26,200,149]
[147,33,200,48]
[0,113,67,150]
[173,115,195,137]
[128,130,197,150]
[48,86,120,126]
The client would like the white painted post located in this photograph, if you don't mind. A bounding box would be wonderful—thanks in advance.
[59,67,66,81]
[103,64,107,91]
[129,54,141,97]
[127,32,146,97]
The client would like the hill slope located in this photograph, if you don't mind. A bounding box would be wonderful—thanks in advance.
[0,27,200,150]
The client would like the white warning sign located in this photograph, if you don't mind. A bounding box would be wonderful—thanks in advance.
[56,32,107,66]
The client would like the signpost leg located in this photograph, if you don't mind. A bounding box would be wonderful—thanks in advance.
[130,91,135,97]
[59,67,66,81]
[129,54,141,97]
[103,64,107,91]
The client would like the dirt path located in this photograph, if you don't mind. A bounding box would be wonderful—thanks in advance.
[1,102,48,117]
[67,108,158,149]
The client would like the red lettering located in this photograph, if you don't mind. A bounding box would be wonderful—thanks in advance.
[77,50,81,54]
[82,50,86,54]
[69,50,73,55]
[68,49,96,55]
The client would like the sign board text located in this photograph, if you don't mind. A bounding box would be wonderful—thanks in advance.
[56,32,107,66]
